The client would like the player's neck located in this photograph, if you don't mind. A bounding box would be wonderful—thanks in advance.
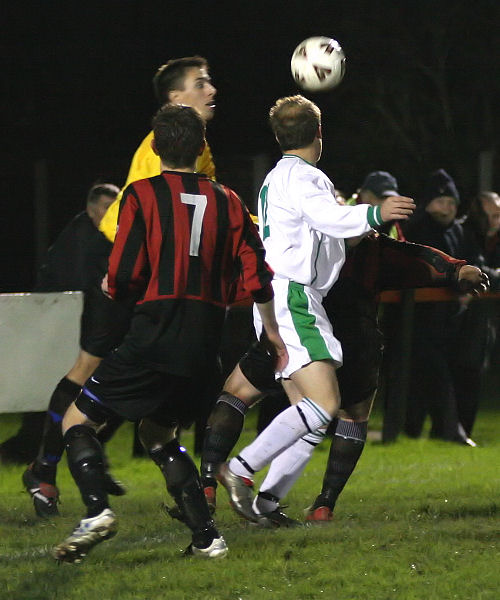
[283,147,318,166]
[161,161,196,173]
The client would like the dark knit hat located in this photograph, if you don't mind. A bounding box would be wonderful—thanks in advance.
[423,169,460,206]
[360,171,399,198]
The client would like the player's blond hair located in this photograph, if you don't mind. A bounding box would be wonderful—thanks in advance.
[269,95,321,152]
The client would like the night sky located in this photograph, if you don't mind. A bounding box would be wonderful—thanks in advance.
[3,0,499,291]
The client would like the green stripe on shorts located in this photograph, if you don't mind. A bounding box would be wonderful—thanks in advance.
[287,282,333,362]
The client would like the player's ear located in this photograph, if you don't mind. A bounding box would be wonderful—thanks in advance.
[151,137,159,156]
[317,125,322,139]
[168,89,182,104]
[198,139,206,156]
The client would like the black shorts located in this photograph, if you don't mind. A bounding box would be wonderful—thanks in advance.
[239,321,383,409]
[80,285,133,357]
[334,318,383,407]
[238,341,282,396]
[76,350,200,427]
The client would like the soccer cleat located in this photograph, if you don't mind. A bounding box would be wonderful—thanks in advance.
[254,507,302,528]
[185,535,228,559]
[203,486,216,515]
[217,462,259,523]
[104,472,127,496]
[53,508,117,563]
[22,465,60,518]
[304,505,333,523]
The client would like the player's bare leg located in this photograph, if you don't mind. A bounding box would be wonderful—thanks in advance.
[221,360,338,523]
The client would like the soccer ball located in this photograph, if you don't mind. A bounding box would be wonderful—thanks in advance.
[291,36,346,92]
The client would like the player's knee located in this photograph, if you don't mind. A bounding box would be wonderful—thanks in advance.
[64,424,103,470]
[138,419,177,452]
[339,402,371,422]
[149,439,199,494]
[61,401,95,435]
[313,395,340,418]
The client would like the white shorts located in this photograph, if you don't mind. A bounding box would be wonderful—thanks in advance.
[253,279,342,379]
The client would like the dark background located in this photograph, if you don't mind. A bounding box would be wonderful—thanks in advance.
[2,0,499,291]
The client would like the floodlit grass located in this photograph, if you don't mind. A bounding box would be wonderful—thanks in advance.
[0,403,498,600]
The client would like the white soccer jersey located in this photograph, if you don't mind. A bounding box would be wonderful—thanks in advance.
[258,154,381,296]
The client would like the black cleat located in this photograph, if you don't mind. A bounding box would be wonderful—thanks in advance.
[254,506,302,528]
[22,465,60,518]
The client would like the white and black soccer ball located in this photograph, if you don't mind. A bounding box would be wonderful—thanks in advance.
[291,36,346,92]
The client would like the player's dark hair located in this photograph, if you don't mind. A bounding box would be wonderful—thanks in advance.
[269,95,321,152]
[152,104,205,168]
[152,56,208,104]
[86,183,119,206]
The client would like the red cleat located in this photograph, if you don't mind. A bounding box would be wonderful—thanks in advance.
[304,505,333,523]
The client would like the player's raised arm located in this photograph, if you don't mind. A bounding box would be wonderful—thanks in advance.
[379,195,416,222]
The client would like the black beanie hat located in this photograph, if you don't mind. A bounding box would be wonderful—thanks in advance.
[360,171,399,198]
[423,169,460,206]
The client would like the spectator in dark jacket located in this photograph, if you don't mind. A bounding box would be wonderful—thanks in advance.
[0,184,118,465]
[402,169,482,444]
[450,191,500,437]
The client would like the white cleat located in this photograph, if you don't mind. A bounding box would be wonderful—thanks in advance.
[53,508,117,563]
[186,535,228,559]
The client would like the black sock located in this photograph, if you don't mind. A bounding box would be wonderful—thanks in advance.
[34,377,82,484]
[200,393,248,487]
[150,439,218,547]
[313,419,367,511]
[64,424,109,518]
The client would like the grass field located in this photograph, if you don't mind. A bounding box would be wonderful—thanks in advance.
[0,399,498,600]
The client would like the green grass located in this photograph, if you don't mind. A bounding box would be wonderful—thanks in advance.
[0,405,498,600]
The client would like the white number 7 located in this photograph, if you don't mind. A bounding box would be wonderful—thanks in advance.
[181,193,207,256]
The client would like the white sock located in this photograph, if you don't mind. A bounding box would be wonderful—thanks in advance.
[229,399,331,478]
[253,428,326,514]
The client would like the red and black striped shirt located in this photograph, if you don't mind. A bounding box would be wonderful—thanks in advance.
[107,171,273,375]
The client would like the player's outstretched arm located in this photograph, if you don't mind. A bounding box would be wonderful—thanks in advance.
[255,299,289,372]
[456,265,490,296]
[380,195,416,222]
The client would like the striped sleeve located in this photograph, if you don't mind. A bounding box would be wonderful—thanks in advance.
[377,234,466,290]
[107,185,149,301]
[233,195,274,302]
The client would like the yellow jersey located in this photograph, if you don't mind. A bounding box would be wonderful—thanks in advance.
[99,130,216,242]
